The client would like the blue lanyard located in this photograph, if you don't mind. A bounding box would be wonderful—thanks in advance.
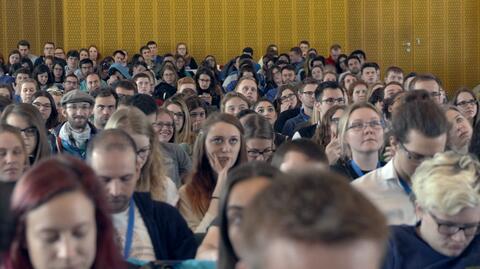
[398,177,412,196]
[124,199,135,259]
[350,160,381,177]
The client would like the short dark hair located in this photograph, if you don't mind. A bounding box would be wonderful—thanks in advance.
[391,90,448,144]
[238,168,387,269]
[13,68,31,78]
[409,73,442,91]
[385,66,404,76]
[290,47,302,55]
[127,94,157,116]
[361,62,379,73]
[350,49,366,60]
[315,81,341,102]
[17,40,30,49]
[113,80,137,93]
[281,64,296,74]
[139,45,150,54]
[271,139,327,168]
[65,73,79,81]
[66,50,80,59]
[146,40,157,46]
[346,54,360,65]
[79,58,93,67]
[91,87,119,106]
[112,50,126,57]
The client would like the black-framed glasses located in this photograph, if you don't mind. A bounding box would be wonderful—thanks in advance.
[19,126,37,138]
[247,148,273,158]
[321,97,345,105]
[280,93,296,102]
[428,211,480,237]
[347,120,383,132]
[400,143,434,162]
[136,145,151,160]
[457,99,477,107]
[152,122,174,129]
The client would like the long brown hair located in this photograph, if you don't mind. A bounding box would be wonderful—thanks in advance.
[185,113,247,215]
[312,105,346,148]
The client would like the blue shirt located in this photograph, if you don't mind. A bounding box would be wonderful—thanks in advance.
[383,225,480,269]
[282,108,310,137]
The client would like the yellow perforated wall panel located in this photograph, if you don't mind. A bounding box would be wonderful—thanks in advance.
[1,0,479,93]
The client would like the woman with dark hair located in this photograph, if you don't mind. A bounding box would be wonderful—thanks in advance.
[178,113,247,233]
[176,42,198,70]
[0,83,15,101]
[312,105,346,164]
[175,54,193,78]
[32,64,53,91]
[452,87,478,127]
[154,64,178,101]
[52,61,65,85]
[3,155,126,269]
[30,91,59,130]
[185,95,208,135]
[273,84,301,133]
[241,114,275,162]
[1,103,52,165]
[195,67,223,108]
[201,55,221,82]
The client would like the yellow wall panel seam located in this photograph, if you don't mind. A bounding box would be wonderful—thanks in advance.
[1,0,6,54]
[153,1,158,42]
[240,0,245,47]
[378,0,382,66]
[98,0,104,54]
[256,1,262,51]
[206,0,211,54]
[80,0,86,47]
[116,1,123,49]
[187,0,192,52]
[134,1,140,49]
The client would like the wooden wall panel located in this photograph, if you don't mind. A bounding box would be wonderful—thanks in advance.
[0,0,478,93]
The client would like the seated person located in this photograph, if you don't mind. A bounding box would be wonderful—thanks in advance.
[383,151,480,269]
[3,155,126,269]
[87,129,197,263]
[237,168,388,269]
[271,139,327,172]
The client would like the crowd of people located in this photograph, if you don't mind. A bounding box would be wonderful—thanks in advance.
[0,38,479,269]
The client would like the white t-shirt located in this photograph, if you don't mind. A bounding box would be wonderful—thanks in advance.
[113,203,156,262]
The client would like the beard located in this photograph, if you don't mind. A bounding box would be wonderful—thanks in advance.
[107,195,129,213]
[68,116,88,130]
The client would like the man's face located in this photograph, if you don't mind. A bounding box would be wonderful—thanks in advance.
[80,63,94,76]
[331,48,341,60]
[63,76,79,92]
[348,59,361,74]
[299,84,317,110]
[289,51,301,64]
[315,88,345,118]
[250,238,383,269]
[281,70,296,84]
[67,56,79,68]
[385,71,404,84]
[62,102,93,131]
[361,67,377,85]
[86,74,101,92]
[384,84,403,99]
[90,148,139,213]
[18,45,29,57]
[15,73,30,86]
[148,44,158,55]
[93,96,116,129]
[412,80,442,104]
[393,129,446,179]
[141,49,152,61]
[114,53,125,64]
[43,43,55,57]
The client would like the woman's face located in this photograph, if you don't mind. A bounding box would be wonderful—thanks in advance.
[246,138,273,162]
[456,92,478,121]
[227,176,271,255]
[89,47,98,60]
[129,133,151,170]
[162,69,176,85]
[255,101,277,125]
[345,108,384,155]
[272,68,282,86]
[32,96,52,121]
[236,79,258,103]
[190,107,206,133]
[9,53,20,65]
[198,74,212,90]
[6,113,38,156]
[224,97,249,116]
[0,87,11,99]
[177,44,187,56]
[446,109,473,151]
[205,122,241,173]
[26,191,97,269]
[153,113,175,143]
[38,72,49,86]
[352,84,368,103]
[0,132,26,182]
[280,89,298,109]
[21,82,36,103]
[176,58,186,70]
[44,59,54,71]
[166,104,184,131]
[311,67,323,81]
[53,64,64,79]
[79,50,89,61]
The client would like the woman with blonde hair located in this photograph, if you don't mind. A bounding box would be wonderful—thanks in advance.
[105,106,178,205]
[383,151,480,268]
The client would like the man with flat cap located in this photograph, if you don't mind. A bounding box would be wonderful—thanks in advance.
[52,89,97,159]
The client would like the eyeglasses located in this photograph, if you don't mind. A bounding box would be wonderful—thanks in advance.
[32,102,52,109]
[347,120,383,132]
[400,143,434,162]
[280,93,296,102]
[247,148,273,158]
[152,122,174,129]
[321,97,345,105]
[428,211,480,237]
[136,145,151,160]
[457,99,477,107]
[190,111,206,119]
[19,126,37,137]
